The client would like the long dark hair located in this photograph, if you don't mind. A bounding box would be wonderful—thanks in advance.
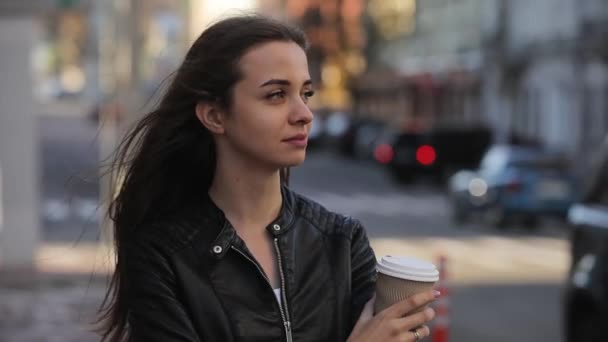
[96,15,308,341]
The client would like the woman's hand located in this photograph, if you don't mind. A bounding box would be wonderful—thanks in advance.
[347,290,439,342]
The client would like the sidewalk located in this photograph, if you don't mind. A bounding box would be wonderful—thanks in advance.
[0,276,107,342]
[0,243,111,342]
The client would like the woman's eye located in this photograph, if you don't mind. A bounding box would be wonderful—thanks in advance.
[302,90,315,102]
[267,91,285,100]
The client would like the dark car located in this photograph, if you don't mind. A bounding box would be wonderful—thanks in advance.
[339,117,386,160]
[375,124,492,183]
[564,140,608,342]
[447,144,578,227]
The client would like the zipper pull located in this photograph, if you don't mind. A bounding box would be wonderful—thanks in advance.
[285,321,293,342]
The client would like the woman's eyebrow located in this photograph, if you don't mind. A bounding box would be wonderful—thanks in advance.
[259,79,313,87]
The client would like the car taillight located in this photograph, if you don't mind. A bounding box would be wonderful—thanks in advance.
[374,144,394,164]
[416,145,436,166]
[506,181,522,193]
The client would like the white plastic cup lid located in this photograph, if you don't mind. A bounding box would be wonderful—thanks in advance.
[376,255,439,282]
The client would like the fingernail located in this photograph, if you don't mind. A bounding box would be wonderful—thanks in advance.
[433,290,441,298]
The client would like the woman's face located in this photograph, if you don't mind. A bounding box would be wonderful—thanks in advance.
[221,41,314,169]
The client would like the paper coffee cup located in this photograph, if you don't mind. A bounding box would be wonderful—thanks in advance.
[374,255,439,314]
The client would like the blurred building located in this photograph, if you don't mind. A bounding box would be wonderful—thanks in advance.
[352,0,487,131]
[263,0,371,112]
[14,0,191,112]
[353,0,608,170]
[25,0,91,101]
[0,0,45,270]
[491,0,608,163]
[189,0,259,40]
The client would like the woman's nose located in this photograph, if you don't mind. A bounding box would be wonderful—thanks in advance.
[290,99,314,125]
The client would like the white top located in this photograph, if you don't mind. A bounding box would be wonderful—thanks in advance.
[376,255,439,282]
[273,288,282,305]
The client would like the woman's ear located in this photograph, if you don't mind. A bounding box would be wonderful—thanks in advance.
[195,102,225,134]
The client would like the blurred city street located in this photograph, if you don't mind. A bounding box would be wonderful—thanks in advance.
[292,151,567,342]
[2,0,608,341]
[1,115,568,341]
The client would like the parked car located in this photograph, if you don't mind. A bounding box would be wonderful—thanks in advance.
[318,111,351,149]
[564,140,608,342]
[338,117,386,160]
[306,114,325,148]
[447,144,578,227]
[375,124,492,183]
[303,110,353,150]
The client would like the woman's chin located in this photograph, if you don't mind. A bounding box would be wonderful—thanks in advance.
[280,152,307,167]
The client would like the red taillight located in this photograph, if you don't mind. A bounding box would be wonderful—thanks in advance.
[506,181,522,193]
[416,145,436,166]
[374,144,394,164]
[504,175,523,192]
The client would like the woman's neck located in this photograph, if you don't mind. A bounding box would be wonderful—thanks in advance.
[208,155,283,234]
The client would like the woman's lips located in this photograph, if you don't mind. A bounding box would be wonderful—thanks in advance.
[283,135,308,147]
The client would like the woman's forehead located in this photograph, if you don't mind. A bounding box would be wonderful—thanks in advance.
[238,41,310,85]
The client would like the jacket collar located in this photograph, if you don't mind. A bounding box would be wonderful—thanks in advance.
[206,185,296,259]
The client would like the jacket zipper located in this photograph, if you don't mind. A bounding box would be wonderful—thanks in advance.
[230,244,293,342]
[273,238,293,342]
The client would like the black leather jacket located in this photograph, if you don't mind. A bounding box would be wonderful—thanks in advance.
[124,186,377,342]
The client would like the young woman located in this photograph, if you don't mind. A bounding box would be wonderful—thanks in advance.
[97,15,437,342]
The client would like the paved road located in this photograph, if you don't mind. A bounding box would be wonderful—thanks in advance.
[9,115,568,342]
